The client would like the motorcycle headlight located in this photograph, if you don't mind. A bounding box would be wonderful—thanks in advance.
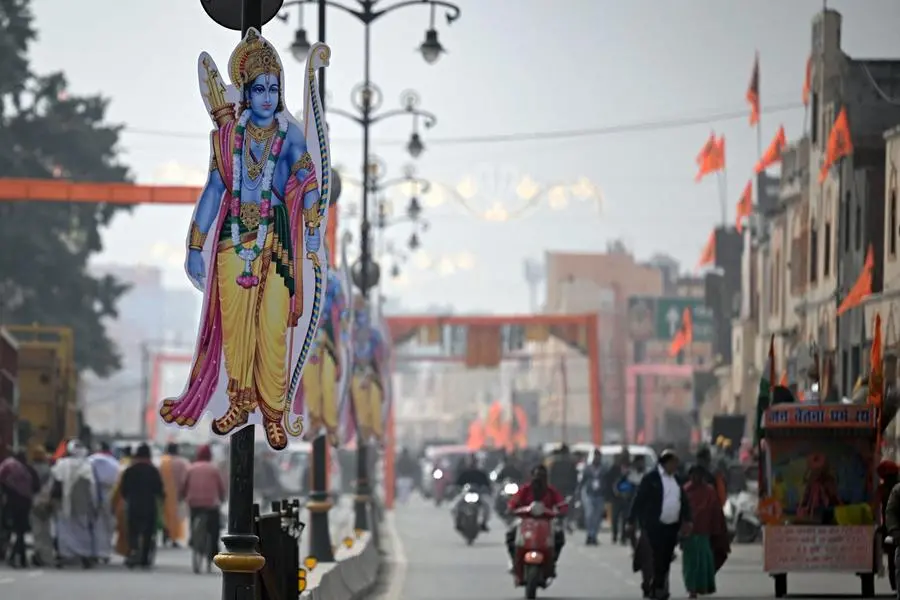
[464,492,480,503]
[433,469,443,480]
[503,483,519,495]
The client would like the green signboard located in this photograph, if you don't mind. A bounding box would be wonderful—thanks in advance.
[627,296,714,342]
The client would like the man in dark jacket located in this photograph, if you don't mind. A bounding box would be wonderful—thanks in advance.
[120,443,165,567]
[627,449,692,600]
[883,477,900,597]
[605,450,631,544]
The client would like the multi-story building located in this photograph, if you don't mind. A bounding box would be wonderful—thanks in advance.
[788,9,900,395]
[541,244,664,439]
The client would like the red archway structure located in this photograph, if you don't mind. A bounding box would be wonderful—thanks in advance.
[381,313,602,509]
[625,363,694,445]
[384,313,603,442]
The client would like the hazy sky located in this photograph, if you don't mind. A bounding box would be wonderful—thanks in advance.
[28,0,900,312]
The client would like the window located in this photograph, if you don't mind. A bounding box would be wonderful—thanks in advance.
[811,93,819,144]
[891,190,897,257]
[855,204,862,250]
[844,194,851,251]
[824,222,832,277]
[810,223,819,284]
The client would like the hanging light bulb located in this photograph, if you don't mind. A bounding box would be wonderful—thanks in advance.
[406,196,422,220]
[418,29,444,65]
[289,28,311,63]
[407,132,424,158]
[408,232,420,250]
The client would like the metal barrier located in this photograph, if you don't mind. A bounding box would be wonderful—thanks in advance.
[254,499,306,600]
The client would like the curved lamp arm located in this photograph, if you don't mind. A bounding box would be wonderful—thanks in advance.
[370,107,437,128]
[371,0,461,25]
[372,176,432,194]
[280,0,367,21]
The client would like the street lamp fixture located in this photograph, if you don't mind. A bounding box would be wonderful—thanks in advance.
[407,132,424,158]
[419,28,444,65]
[406,196,422,220]
[408,232,420,250]
[390,264,401,278]
[290,26,312,62]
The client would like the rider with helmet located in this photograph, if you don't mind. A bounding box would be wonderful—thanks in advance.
[453,455,493,531]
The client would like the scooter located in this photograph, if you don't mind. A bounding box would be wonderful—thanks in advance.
[512,502,559,599]
[455,486,482,545]
[724,490,760,543]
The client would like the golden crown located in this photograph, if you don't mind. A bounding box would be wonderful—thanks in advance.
[228,28,282,88]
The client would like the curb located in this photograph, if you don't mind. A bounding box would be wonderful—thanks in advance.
[302,532,382,600]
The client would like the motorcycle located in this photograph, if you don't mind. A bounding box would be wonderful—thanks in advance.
[495,480,519,524]
[512,502,559,599]
[455,485,482,545]
[724,490,760,544]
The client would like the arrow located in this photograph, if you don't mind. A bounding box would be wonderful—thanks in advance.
[666,306,680,336]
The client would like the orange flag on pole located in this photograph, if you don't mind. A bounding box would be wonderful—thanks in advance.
[747,53,760,126]
[837,245,874,316]
[695,135,726,182]
[819,106,854,183]
[735,180,753,233]
[697,230,716,268]
[869,313,884,411]
[668,308,694,357]
[755,126,787,173]
[802,55,812,106]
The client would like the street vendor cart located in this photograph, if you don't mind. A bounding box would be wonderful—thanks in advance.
[760,403,880,598]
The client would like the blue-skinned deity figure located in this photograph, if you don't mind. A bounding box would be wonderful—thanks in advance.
[159,30,334,451]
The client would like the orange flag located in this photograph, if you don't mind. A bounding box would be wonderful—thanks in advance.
[512,405,529,449]
[755,126,787,173]
[779,370,788,387]
[747,53,760,126]
[668,307,694,357]
[869,313,884,411]
[697,230,716,268]
[735,180,753,232]
[695,135,726,182]
[819,106,854,182]
[802,55,812,106]
[837,245,874,316]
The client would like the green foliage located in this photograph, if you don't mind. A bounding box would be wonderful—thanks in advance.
[0,0,132,376]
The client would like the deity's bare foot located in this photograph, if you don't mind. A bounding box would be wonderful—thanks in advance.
[264,420,288,450]
[211,404,250,436]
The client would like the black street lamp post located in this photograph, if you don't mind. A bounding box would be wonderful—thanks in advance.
[199,2,285,600]
[279,0,460,537]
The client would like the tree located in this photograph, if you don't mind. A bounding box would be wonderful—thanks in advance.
[0,0,132,376]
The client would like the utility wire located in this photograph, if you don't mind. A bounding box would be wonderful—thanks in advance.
[122,101,805,148]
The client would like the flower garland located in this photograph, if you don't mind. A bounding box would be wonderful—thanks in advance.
[230,110,289,288]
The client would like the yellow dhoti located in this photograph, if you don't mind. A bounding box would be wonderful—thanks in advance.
[351,371,373,439]
[303,341,339,440]
[216,229,291,421]
[369,378,384,442]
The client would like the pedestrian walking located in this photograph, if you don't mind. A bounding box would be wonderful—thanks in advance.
[627,449,692,600]
[119,443,164,568]
[578,450,605,545]
[0,450,39,568]
[681,465,730,597]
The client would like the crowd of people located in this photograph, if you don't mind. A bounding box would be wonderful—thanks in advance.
[0,440,226,570]
[395,443,733,600]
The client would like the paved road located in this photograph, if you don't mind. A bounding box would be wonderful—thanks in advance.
[379,496,896,600]
[0,499,354,600]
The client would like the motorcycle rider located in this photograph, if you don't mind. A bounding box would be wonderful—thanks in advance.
[506,464,568,576]
[497,451,526,484]
[453,455,492,531]
[547,445,579,532]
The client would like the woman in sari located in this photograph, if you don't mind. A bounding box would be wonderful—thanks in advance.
[682,465,730,597]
